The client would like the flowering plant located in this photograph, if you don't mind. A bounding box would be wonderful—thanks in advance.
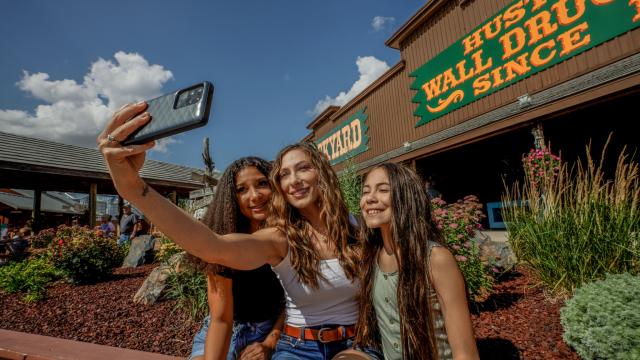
[431,195,493,300]
[523,147,561,189]
[47,225,125,284]
[31,228,56,248]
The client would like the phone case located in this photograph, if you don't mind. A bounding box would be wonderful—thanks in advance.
[122,81,214,146]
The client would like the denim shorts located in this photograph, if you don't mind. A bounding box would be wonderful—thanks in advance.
[189,315,276,360]
[272,325,383,360]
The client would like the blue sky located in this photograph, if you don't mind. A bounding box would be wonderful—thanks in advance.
[1,0,425,171]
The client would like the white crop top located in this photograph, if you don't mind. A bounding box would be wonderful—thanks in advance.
[271,249,359,327]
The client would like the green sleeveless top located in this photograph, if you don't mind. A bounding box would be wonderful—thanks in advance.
[372,241,453,360]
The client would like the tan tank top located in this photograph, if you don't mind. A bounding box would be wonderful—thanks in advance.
[372,241,452,359]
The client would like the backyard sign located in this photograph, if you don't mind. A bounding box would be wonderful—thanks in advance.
[315,108,369,165]
[410,0,640,127]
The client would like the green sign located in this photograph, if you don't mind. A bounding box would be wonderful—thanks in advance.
[316,108,369,165]
[410,0,640,127]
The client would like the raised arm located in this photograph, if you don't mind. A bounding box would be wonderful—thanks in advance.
[429,247,480,360]
[97,102,286,269]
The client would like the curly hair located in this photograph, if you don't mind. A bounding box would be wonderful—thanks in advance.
[188,156,272,273]
[355,163,445,359]
[267,142,360,288]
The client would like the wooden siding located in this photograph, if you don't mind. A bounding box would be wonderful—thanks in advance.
[308,0,640,171]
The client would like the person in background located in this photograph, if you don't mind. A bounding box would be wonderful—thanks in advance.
[99,214,116,237]
[118,204,138,246]
[424,176,442,200]
[130,215,150,240]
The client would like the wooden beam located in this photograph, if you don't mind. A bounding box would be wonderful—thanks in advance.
[32,189,42,233]
[89,183,97,228]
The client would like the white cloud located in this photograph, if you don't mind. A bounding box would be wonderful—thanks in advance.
[372,16,395,31]
[0,51,174,151]
[309,56,390,116]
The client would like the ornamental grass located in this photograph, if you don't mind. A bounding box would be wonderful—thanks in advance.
[502,139,639,296]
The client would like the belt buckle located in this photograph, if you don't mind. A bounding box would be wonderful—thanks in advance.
[316,327,333,343]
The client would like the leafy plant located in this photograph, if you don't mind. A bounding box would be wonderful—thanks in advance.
[157,236,183,264]
[48,225,126,284]
[338,159,363,215]
[503,141,640,296]
[431,195,493,300]
[165,263,208,321]
[0,256,64,301]
[560,273,640,359]
[31,228,56,248]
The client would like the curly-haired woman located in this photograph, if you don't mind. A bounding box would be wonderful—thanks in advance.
[188,157,284,360]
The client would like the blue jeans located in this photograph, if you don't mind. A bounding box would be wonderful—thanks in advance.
[272,326,383,360]
[118,234,130,246]
[189,315,276,360]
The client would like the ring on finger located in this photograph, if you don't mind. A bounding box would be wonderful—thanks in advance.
[107,133,120,144]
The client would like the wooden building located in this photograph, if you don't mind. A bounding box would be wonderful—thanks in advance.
[305,0,640,228]
[0,131,205,230]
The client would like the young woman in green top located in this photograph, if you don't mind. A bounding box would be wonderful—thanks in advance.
[337,163,479,360]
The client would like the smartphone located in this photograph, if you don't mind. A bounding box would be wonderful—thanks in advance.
[122,81,214,146]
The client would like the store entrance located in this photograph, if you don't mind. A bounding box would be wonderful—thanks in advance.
[414,88,639,229]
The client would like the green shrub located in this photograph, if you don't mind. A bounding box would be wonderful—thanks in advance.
[560,273,640,359]
[165,263,208,321]
[31,228,56,248]
[503,142,640,295]
[157,236,183,264]
[0,256,64,301]
[48,225,126,284]
[431,195,493,300]
[338,159,362,215]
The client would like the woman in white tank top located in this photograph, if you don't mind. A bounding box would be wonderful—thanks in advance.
[98,109,381,360]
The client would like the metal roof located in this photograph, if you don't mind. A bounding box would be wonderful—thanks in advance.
[0,190,81,214]
[0,131,203,189]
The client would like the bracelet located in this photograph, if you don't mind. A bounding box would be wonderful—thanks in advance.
[141,183,149,197]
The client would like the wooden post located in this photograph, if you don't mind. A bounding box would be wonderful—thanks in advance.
[531,123,546,150]
[89,183,97,228]
[169,190,177,205]
[32,188,42,232]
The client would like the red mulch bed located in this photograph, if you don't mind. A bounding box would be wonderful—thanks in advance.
[0,264,579,359]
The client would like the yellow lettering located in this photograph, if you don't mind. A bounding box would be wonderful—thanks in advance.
[524,11,559,46]
[334,132,343,160]
[341,125,352,152]
[421,75,443,101]
[591,0,613,4]
[462,30,484,56]
[455,59,475,83]
[483,15,503,40]
[471,49,493,74]
[500,27,527,60]
[530,0,549,11]
[629,0,640,22]
[441,69,459,93]
[350,120,362,150]
[473,74,492,96]
[504,53,532,81]
[491,67,505,88]
[530,39,557,66]
[556,22,590,57]
[504,1,526,28]
[552,0,586,26]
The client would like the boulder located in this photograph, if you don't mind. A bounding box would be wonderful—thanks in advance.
[132,251,187,305]
[475,231,517,270]
[122,235,156,268]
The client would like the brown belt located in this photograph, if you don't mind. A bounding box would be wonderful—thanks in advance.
[283,324,356,343]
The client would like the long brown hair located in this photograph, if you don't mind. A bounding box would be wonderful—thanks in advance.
[188,156,272,273]
[268,142,359,288]
[356,163,444,359]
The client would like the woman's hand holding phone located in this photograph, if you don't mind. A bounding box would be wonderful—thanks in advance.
[97,101,155,200]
